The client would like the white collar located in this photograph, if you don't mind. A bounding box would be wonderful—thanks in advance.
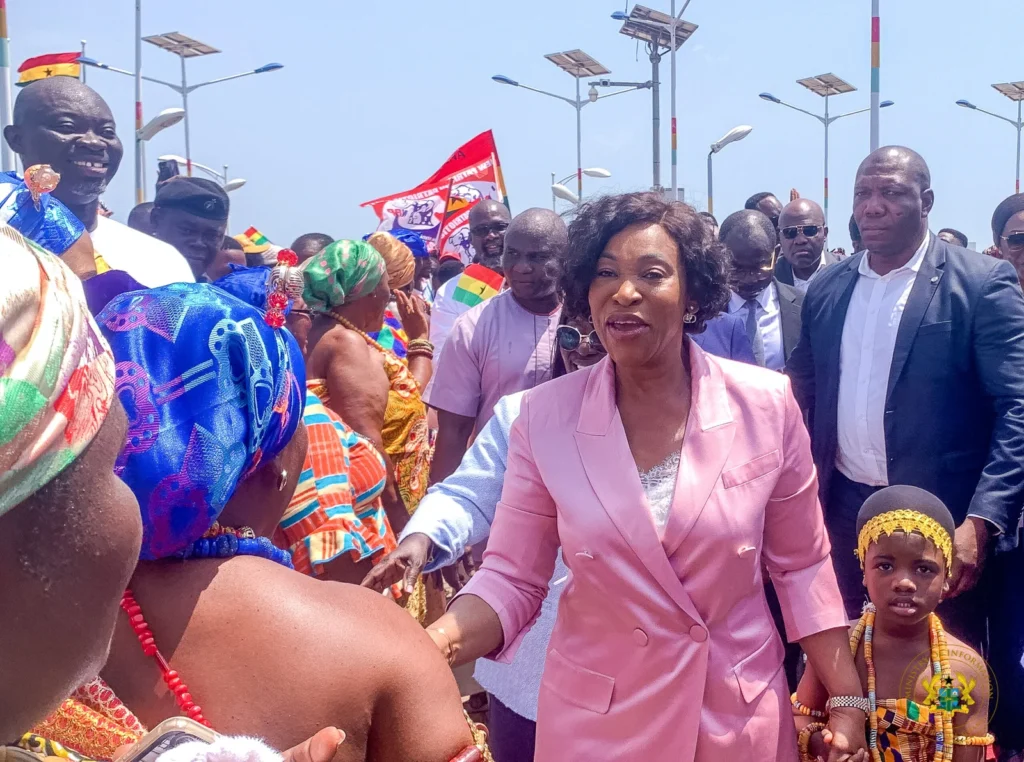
[729,281,776,312]
[859,231,930,279]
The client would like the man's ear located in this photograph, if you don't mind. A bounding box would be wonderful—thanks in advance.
[4,124,23,156]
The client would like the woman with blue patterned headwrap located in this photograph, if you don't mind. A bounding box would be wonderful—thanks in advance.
[93,282,489,761]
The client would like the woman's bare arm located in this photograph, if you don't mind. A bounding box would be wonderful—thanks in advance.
[322,330,407,532]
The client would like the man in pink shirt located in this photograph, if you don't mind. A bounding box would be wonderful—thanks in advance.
[426,208,568,485]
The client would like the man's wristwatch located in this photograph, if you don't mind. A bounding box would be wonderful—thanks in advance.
[825,696,870,714]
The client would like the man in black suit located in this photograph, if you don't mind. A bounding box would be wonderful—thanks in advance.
[775,199,838,291]
[787,146,1024,645]
[720,209,802,370]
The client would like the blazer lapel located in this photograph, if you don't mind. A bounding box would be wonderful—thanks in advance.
[662,343,735,558]
[776,281,802,359]
[823,258,861,404]
[886,235,944,401]
[573,357,707,626]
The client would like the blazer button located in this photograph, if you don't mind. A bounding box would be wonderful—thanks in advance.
[689,625,708,643]
[633,628,649,647]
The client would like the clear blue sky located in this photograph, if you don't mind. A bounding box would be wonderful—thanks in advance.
[12,0,1024,250]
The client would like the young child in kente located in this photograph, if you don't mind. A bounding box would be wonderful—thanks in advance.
[793,485,993,762]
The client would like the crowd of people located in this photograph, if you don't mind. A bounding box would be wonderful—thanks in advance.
[2,71,1024,762]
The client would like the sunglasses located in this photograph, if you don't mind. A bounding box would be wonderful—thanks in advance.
[556,325,604,352]
[1002,232,1024,251]
[781,225,821,240]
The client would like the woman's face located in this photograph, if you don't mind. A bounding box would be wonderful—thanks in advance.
[557,314,606,373]
[998,210,1024,285]
[0,402,142,740]
[588,223,687,368]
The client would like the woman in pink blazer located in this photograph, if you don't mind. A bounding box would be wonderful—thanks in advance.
[428,193,868,762]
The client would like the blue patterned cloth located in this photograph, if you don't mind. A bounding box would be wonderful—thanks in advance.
[0,172,84,254]
[97,282,306,560]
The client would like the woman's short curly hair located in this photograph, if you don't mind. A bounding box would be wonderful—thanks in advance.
[562,192,731,334]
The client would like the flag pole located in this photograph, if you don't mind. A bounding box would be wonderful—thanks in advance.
[870,0,880,151]
[134,0,144,204]
[0,0,14,172]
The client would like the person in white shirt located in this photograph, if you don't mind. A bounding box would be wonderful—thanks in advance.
[428,200,510,356]
[4,76,192,287]
[788,146,1024,649]
[776,198,838,292]
[719,209,803,370]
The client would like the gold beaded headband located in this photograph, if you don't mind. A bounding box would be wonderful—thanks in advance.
[855,509,954,577]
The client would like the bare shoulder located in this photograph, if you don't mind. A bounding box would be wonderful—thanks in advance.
[217,558,433,664]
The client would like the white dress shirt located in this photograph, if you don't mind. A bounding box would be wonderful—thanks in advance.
[836,233,929,486]
[792,252,828,293]
[728,282,784,370]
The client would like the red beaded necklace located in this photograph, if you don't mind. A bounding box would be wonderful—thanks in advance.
[121,589,212,728]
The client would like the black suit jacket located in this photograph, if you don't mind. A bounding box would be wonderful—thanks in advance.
[775,279,803,363]
[775,250,840,287]
[787,235,1024,548]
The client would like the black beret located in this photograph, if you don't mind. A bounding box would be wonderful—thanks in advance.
[154,177,229,221]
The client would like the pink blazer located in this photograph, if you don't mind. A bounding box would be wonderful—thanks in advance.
[458,342,848,761]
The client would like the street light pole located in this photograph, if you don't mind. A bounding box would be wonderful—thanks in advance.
[1017,99,1022,194]
[650,46,662,191]
[706,151,713,214]
[956,87,1024,194]
[870,0,880,151]
[134,0,143,203]
[179,54,192,176]
[760,76,893,226]
[824,94,829,226]
[576,75,583,199]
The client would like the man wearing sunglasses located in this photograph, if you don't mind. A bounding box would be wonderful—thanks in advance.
[787,146,1024,652]
[776,198,837,293]
[720,209,803,371]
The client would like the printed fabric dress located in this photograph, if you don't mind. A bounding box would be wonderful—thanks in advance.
[275,391,397,577]
[308,333,438,623]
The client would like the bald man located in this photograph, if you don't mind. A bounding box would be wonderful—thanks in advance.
[428,200,513,354]
[3,77,192,286]
[776,198,837,292]
[787,146,1024,649]
[425,207,567,485]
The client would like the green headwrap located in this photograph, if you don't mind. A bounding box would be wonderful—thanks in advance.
[300,239,386,312]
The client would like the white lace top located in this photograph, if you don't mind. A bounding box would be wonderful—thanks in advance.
[638,451,681,530]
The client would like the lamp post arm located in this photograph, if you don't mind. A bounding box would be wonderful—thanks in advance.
[829,105,889,123]
[770,98,826,124]
[82,61,180,90]
[185,69,263,93]
[595,86,649,101]
[969,106,1022,128]
[512,83,578,107]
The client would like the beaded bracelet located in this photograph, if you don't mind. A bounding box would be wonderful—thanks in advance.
[797,722,827,762]
[953,733,994,747]
[791,692,827,719]
[407,339,434,352]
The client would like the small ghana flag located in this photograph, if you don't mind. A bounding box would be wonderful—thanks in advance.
[17,53,81,87]
[451,263,504,309]
[245,226,269,247]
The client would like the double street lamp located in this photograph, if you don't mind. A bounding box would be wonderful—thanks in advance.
[706,125,752,215]
[551,167,611,209]
[956,81,1024,194]
[759,73,893,226]
[493,49,646,201]
[80,31,282,203]
[611,5,697,196]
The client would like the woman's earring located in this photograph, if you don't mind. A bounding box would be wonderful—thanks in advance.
[683,308,697,324]
[277,469,289,492]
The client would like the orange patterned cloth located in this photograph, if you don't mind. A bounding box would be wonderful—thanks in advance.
[27,679,145,760]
